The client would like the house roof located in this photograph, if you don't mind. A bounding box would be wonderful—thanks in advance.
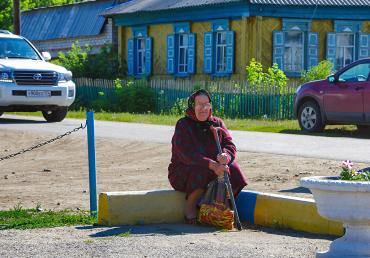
[103,0,370,16]
[102,0,243,16]
[250,0,370,6]
[21,0,114,41]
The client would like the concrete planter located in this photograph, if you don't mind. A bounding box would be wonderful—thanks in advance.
[301,176,370,258]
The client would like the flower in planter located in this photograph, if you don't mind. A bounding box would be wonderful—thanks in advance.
[340,160,370,181]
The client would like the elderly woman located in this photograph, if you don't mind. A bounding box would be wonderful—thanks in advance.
[168,89,247,224]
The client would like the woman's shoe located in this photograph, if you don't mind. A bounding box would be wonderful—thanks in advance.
[184,216,199,225]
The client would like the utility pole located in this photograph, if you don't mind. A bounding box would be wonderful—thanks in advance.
[13,0,21,35]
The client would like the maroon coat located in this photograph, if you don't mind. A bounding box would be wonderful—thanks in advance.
[168,116,247,197]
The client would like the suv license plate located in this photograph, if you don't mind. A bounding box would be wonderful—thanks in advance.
[26,90,51,97]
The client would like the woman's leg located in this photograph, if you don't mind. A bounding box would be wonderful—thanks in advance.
[185,188,204,219]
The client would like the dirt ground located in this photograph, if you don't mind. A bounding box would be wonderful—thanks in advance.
[0,128,368,211]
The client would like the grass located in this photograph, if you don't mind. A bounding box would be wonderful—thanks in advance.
[115,230,131,237]
[0,204,97,230]
[9,111,361,137]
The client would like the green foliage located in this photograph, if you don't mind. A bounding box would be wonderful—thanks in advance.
[246,58,287,92]
[0,0,13,32]
[90,79,155,113]
[266,63,288,91]
[340,161,370,181]
[84,44,120,79]
[54,42,89,78]
[54,42,121,79]
[0,204,96,230]
[301,60,334,83]
[245,58,264,85]
[169,98,188,115]
[1,0,81,32]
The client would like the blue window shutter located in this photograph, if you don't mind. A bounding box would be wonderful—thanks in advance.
[188,33,196,74]
[167,34,175,74]
[358,33,370,60]
[127,38,135,76]
[204,32,214,74]
[273,31,284,70]
[326,33,336,66]
[226,31,235,74]
[145,37,152,76]
[307,32,318,69]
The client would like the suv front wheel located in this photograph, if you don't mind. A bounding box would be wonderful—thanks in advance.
[42,107,68,122]
[298,101,325,133]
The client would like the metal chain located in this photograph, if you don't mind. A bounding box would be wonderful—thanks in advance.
[0,122,87,162]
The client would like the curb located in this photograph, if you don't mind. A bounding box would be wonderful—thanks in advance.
[98,190,343,236]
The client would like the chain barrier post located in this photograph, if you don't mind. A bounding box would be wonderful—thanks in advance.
[87,111,97,217]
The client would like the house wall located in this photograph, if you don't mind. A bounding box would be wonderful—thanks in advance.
[32,18,114,58]
[117,17,370,80]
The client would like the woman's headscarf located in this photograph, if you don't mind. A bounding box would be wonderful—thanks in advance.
[185,89,216,142]
[185,89,212,122]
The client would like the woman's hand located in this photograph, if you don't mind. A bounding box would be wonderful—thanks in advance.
[209,160,229,176]
[217,153,230,165]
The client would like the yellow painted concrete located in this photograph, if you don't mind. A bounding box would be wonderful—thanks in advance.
[98,190,186,226]
[98,189,344,237]
[254,192,344,236]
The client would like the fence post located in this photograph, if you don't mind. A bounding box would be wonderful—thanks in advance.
[86,111,97,217]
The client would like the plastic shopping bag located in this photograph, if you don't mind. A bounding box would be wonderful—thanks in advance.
[198,177,234,230]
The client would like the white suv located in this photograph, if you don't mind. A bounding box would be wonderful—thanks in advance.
[0,30,75,122]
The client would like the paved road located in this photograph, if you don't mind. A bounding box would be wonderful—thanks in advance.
[1,114,370,162]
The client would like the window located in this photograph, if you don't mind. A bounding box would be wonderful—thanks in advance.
[284,31,304,73]
[127,26,152,77]
[273,19,317,77]
[178,34,188,73]
[167,23,195,76]
[136,38,146,75]
[335,33,355,70]
[215,31,227,73]
[338,63,370,82]
[327,20,370,71]
[203,19,234,76]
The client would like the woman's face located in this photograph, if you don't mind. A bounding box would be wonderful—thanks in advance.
[194,94,211,121]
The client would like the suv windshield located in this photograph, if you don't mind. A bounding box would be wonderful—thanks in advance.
[0,38,40,60]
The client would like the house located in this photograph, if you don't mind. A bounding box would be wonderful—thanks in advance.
[102,0,370,79]
[21,0,119,58]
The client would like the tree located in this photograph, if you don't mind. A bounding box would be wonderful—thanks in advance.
[0,0,83,31]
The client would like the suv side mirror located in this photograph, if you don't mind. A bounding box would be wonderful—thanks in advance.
[327,75,336,83]
[42,52,51,61]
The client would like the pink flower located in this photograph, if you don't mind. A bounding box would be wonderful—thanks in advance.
[342,160,353,169]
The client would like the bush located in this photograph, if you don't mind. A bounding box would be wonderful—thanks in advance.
[246,59,287,92]
[53,42,89,78]
[54,41,121,79]
[85,44,120,79]
[301,60,333,83]
[169,98,188,115]
[91,79,155,113]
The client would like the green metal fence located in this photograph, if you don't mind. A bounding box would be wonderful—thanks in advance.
[74,78,298,119]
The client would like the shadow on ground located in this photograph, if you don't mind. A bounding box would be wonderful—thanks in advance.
[0,118,46,124]
[77,222,336,241]
[280,128,370,139]
[243,223,336,241]
[279,186,311,194]
[77,223,219,238]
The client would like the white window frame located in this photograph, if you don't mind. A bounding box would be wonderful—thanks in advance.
[336,33,355,70]
[136,37,146,75]
[178,34,188,73]
[283,30,304,73]
[215,31,227,73]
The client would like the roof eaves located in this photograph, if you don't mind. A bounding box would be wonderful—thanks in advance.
[101,0,244,17]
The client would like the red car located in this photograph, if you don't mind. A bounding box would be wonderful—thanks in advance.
[294,58,370,132]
